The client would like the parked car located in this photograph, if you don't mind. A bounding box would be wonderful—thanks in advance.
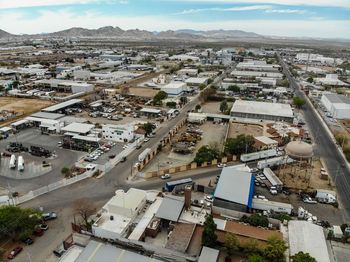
[144,138,150,142]
[303,197,317,204]
[136,145,142,149]
[42,212,57,221]
[161,174,171,180]
[39,223,48,230]
[217,163,227,168]
[22,237,34,245]
[270,189,278,195]
[8,247,23,259]
[33,228,44,236]
[205,195,214,202]
[120,156,127,162]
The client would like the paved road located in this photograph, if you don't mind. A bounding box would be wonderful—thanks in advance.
[278,54,350,221]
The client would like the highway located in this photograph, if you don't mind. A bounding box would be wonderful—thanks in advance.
[278,54,350,220]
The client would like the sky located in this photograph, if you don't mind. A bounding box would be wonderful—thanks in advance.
[0,0,349,38]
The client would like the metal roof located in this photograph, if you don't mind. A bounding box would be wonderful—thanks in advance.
[323,93,350,104]
[75,240,162,262]
[42,99,83,112]
[61,122,94,134]
[140,108,161,114]
[31,112,65,120]
[156,196,184,222]
[198,247,220,262]
[214,167,254,208]
[289,221,330,262]
[231,100,293,118]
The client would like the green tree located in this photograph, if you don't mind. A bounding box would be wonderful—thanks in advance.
[199,83,207,90]
[225,134,255,155]
[143,122,156,135]
[61,166,71,177]
[180,96,188,105]
[306,77,314,83]
[279,79,289,87]
[224,233,240,256]
[291,252,316,262]
[293,96,306,109]
[195,104,201,112]
[335,134,348,148]
[228,85,240,93]
[0,206,41,241]
[153,91,168,102]
[220,100,228,113]
[263,236,287,262]
[166,101,177,108]
[240,214,269,227]
[247,254,267,262]
[343,147,350,162]
[202,214,217,247]
[194,146,219,164]
[243,239,261,254]
[199,87,216,103]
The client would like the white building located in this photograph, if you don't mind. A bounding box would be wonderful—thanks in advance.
[230,70,283,79]
[177,68,198,77]
[236,60,280,72]
[296,53,343,66]
[185,77,209,87]
[161,81,188,96]
[74,70,91,81]
[169,54,200,62]
[230,100,294,122]
[102,124,135,142]
[315,74,349,86]
[35,79,94,94]
[321,93,350,119]
[92,189,147,239]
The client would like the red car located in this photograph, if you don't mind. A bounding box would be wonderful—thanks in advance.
[8,246,23,259]
[34,228,44,236]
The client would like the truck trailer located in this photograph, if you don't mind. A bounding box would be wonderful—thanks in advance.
[9,154,16,169]
[17,156,24,172]
[138,148,151,162]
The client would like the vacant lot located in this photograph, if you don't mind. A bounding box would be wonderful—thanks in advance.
[228,122,263,138]
[0,97,53,126]
[128,87,159,98]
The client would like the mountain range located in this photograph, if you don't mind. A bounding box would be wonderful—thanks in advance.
[0,26,262,41]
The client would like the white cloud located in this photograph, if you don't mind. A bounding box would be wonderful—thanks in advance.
[176,5,306,15]
[0,0,121,9]
[0,9,349,39]
[265,9,306,14]
[166,0,350,8]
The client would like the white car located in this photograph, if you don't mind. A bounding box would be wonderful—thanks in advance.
[205,195,214,202]
[161,174,171,180]
[303,197,317,204]
[217,163,227,168]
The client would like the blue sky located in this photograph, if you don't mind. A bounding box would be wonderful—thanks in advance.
[0,0,349,38]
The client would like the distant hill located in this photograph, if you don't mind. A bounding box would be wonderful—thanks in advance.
[0,29,13,38]
[0,26,263,41]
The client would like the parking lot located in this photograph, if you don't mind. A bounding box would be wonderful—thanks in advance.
[0,128,85,193]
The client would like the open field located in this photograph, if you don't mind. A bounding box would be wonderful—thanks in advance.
[127,87,158,98]
[228,122,263,138]
[0,97,53,126]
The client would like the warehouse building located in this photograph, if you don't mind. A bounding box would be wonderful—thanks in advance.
[230,100,294,122]
[161,81,188,96]
[289,221,330,262]
[320,93,350,119]
[35,79,94,94]
[185,77,209,87]
[214,166,254,212]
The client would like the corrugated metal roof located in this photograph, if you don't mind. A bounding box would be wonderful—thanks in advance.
[42,99,83,112]
[156,196,184,222]
[214,167,254,207]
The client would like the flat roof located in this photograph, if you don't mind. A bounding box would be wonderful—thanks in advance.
[140,108,161,114]
[198,247,220,262]
[61,122,94,134]
[255,136,278,145]
[31,112,65,120]
[185,77,208,84]
[75,240,162,262]
[231,100,294,118]
[42,99,83,112]
[162,81,187,89]
[323,93,350,104]
[108,188,146,212]
[156,196,184,222]
[289,221,330,262]
[263,168,283,186]
[214,167,254,208]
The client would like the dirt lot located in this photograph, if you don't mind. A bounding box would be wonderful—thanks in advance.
[228,122,263,138]
[0,97,53,126]
[274,159,334,191]
[127,87,159,98]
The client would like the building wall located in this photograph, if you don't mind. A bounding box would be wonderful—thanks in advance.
[102,125,135,142]
[71,84,94,94]
[230,111,293,123]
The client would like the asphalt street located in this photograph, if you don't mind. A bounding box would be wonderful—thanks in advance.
[279,54,350,220]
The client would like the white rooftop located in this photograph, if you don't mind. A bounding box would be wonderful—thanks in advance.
[61,122,94,134]
[289,221,330,262]
[231,100,294,118]
[255,136,278,145]
[185,77,208,84]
